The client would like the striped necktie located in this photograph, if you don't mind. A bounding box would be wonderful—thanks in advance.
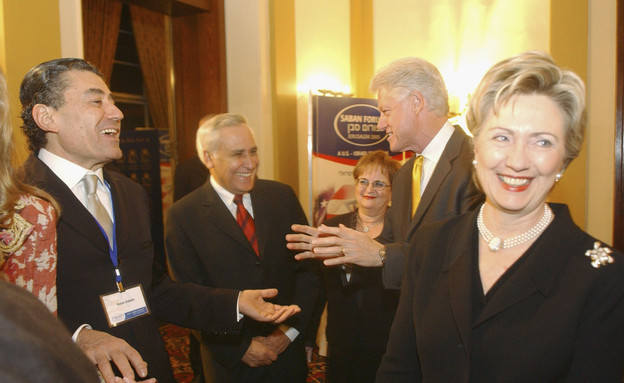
[233,194,259,257]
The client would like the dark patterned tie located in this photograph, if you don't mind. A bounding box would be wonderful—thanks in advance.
[233,194,259,257]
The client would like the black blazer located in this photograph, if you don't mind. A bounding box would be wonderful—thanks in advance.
[322,210,399,352]
[377,204,624,382]
[23,155,241,383]
[379,126,484,288]
[165,179,320,380]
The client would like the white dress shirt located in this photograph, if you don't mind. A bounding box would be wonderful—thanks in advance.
[418,121,455,196]
[38,148,114,222]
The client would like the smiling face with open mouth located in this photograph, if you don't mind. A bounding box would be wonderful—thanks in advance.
[45,70,124,171]
[474,93,566,217]
[205,124,259,195]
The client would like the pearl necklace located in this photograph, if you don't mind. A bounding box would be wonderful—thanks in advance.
[477,203,552,252]
[357,215,383,233]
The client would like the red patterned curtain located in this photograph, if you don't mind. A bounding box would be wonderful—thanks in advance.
[81,0,122,83]
[129,5,170,130]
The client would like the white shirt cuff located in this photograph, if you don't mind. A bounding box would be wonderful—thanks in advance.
[72,324,92,342]
[278,324,299,342]
[236,291,244,322]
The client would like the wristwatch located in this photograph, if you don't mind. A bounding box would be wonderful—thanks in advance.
[378,246,387,265]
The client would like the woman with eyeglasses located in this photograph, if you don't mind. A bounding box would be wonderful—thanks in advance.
[314,150,401,383]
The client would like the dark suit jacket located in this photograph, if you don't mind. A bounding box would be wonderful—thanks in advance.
[165,179,320,381]
[322,211,399,352]
[377,204,624,382]
[318,211,399,382]
[380,126,483,288]
[0,281,99,382]
[23,155,241,383]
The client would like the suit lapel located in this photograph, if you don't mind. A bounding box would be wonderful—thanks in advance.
[443,211,477,360]
[105,170,129,255]
[397,156,415,235]
[474,209,571,327]
[250,187,268,257]
[201,182,259,258]
[409,128,463,233]
[25,155,109,252]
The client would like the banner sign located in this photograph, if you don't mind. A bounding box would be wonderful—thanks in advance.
[310,94,404,226]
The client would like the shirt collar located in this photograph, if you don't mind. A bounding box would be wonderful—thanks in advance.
[210,176,251,205]
[38,148,105,189]
[421,121,455,164]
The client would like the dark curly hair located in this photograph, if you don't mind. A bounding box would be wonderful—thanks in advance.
[19,58,102,153]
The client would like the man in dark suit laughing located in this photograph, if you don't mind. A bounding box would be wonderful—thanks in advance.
[165,113,320,382]
[19,58,300,383]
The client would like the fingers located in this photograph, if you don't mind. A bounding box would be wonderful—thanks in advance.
[273,305,301,323]
[76,329,148,383]
[286,240,313,251]
[97,358,117,383]
[285,233,314,244]
[115,344,148,379]
[240,289,300,323]
[257,288,278,299]
[290,224,320,236]
[107,350,135,382]
[242,338,278,367]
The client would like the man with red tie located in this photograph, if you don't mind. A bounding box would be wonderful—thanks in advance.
[165,113,320,383]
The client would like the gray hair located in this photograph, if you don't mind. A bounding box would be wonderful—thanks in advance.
[196,113,251,164]
[370,57,449,117]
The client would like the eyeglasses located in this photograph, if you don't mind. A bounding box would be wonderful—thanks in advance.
[356,178,390,191]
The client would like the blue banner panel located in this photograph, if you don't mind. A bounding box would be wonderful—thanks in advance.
[311,95,403,226]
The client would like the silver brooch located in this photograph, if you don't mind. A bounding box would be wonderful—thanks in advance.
[585,241,614,268]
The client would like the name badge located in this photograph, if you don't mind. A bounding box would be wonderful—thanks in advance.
[100,284,150,327]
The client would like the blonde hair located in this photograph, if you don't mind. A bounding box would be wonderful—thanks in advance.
[0,68,59,228]
[466,51,586,167]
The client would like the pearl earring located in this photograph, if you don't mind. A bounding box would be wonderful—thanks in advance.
[472,159,477,167]
[555,173,562,182]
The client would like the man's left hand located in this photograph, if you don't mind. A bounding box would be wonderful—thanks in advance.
[239,289,301,323]
[258,329,291,355]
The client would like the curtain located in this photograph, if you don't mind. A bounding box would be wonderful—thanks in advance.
[129,5,170,130]
[81,0,122,83]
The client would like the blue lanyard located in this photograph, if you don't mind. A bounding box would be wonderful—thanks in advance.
[93,203,123,292]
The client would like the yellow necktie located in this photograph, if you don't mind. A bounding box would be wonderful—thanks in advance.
[411,155,424,217]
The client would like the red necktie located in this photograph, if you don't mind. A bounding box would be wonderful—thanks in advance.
[233,194,259,257]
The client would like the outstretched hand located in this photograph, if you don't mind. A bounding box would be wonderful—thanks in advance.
[239,289,301,323]
[286,223,384,267]
[76,328,156,383]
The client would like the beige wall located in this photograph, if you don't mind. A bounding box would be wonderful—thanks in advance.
[0,0,62,164]
[372,0,550,114]
[548,0,588,230]
[586,0,616,244]
[225,0,275,180]
[0,1,617,243]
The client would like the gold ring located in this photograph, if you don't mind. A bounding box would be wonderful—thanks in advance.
[340,245,345,256]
